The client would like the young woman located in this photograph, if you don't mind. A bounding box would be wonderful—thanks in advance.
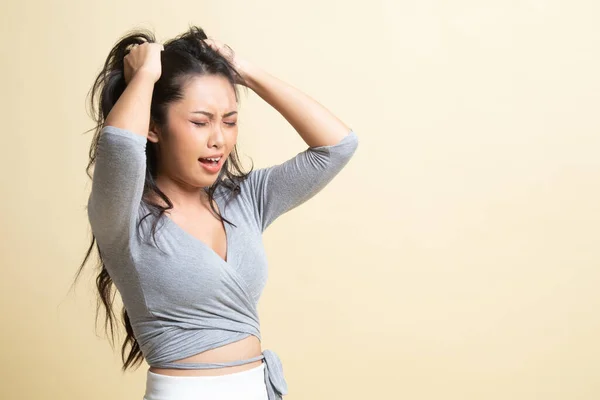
[75,25,358,400]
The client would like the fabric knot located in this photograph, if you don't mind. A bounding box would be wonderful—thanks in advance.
[262,349,288,399]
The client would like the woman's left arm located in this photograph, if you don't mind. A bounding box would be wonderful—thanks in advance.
[203,38,358,232]
[241,60,353,146]
[239,61,359,232]
[203,37,353,145]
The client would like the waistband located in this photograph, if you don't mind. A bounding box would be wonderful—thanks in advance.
[150,349,288,400]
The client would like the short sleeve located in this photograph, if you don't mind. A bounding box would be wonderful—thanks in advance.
[87,125,148,249]
[242,130,359,232]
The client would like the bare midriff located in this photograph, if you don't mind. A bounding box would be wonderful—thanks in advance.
[148,335,263,376]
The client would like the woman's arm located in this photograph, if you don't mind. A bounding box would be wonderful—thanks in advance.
[203,38,358,231]
[242,60,353,146]
[88,126,148,247]
[242,130,359,232]
[104,70,156,137]
[202,37,352,145]
[239,61,358,232]
[88,43,162,248]
[104,42,164,137]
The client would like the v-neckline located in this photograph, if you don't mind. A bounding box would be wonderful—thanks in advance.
[161,195,230,265]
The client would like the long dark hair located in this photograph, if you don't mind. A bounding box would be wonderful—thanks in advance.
[71,25,253,371]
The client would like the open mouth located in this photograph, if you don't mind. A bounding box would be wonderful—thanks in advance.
[198,157,221,165]
[198,155,224,173]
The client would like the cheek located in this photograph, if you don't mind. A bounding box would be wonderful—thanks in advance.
[166,137,200,167]
[229,130,238,147]
[174,131,202,151]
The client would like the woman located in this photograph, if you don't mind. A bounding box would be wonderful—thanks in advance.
[74,25,358,400]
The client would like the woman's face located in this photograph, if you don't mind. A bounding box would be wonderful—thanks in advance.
[149,74,239,190]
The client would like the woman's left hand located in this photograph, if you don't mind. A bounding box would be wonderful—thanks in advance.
[203,38,251,86]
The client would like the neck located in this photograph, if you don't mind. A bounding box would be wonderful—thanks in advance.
[150,175,212,211]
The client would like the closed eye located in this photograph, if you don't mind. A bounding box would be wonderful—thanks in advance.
[192,122,237,127]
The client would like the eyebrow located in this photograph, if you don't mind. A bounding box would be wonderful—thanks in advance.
[191,111,238,118]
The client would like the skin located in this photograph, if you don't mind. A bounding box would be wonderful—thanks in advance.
[145,75,264,376]
[147,74,239,210]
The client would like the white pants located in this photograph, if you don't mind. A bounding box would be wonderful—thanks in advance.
[143,362,268,400]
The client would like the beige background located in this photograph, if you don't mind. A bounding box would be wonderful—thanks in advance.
[1,0,599,399]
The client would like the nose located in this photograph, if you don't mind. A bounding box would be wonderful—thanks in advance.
[208,124,225,148]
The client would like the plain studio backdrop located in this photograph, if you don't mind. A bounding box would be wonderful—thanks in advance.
[1,0,599,399]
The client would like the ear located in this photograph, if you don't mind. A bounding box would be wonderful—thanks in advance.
[148,120,160,143]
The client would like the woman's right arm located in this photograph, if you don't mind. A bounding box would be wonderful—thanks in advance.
[104,42,163,136]
[88,43,163,249]
[103,71,156,137]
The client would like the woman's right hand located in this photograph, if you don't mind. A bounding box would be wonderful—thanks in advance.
[124,42,164,85]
